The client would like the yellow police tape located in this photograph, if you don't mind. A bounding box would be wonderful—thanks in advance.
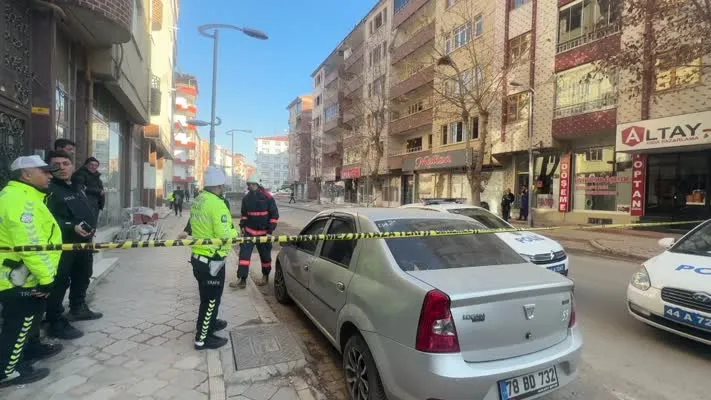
[0,219,704,253]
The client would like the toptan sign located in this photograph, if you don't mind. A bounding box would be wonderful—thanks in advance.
[617,111,711,151]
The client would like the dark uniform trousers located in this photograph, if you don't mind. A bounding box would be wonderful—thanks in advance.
[46,250,93,322]
[237,232,272,279]
[0,288,44,379]
[191,255,226,343]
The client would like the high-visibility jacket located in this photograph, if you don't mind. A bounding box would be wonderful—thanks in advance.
[0,180,62,291]
[190,190,238,258]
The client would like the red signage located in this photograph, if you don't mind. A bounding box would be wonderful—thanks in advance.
[630,154,647,216]
[558,153,572,212]
[415,154,453,169]
[341,166,362,179]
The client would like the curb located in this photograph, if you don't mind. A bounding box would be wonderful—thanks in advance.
[86,257,120,297]
[589,239,647,262]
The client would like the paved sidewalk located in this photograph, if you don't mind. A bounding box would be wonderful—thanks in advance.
[0,213,318,400]
[278,201,681,261]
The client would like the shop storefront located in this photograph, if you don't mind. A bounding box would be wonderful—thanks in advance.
[617,110,711,221]
[402,149,474,203]
[341,166,361,203]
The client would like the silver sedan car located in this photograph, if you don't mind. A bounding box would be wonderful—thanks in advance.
[274,208,582,400]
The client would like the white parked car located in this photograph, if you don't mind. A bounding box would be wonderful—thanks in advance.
[401,199,569,275]
[627,221,711,345]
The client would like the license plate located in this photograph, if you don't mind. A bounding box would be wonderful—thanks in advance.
[547,264,566,274]
[498,366,559,400]
[664,306,711,331]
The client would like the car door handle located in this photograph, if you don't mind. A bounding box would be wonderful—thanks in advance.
[336,282,345,291]
[302,265,309,271]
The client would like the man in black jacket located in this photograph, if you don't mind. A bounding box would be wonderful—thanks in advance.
[232,180,279,289]
[45,151,103,340]
[72,157,105,213]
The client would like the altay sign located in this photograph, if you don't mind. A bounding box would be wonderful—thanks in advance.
[617,111,711,151]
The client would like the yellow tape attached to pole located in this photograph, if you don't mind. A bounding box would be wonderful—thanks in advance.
[0,219,703,254]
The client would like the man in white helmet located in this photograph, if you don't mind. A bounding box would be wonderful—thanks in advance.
[182,167,238,350]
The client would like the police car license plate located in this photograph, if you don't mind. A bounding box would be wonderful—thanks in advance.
[498,366,559,400]
[547,264,566,274]
[664,306,711,332]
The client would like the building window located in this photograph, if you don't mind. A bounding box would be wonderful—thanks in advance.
[554,63,616,118]
[510,0,531,10]
[445,16,483,54]
[325,104,339,121]
[557,0,620,53]
[369,45,382,66]
[508,32,531,66]
[470,117,480,140]
[573,148,633,212]
[407,100,424,115]
[655,55,702,92]
[406,137,423,153]
[395,0,409,12]
[370,8,387,34]
[446,67,483,95]
[315,74,321,86]
[532,154,560,209]
[441,121,467,145]
[316,95,321,106]
[506,92,530,124]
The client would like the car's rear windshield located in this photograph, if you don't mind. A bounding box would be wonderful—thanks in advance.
[447,208,511,229]
[375,218,525,271]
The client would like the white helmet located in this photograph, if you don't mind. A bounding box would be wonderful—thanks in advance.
[204,167,227,187]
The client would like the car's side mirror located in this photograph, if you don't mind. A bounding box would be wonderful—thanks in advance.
[658,237,675,249]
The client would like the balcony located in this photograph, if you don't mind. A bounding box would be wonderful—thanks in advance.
[391,22,435,65]
[394,0,431,29]
[173,176,196,183]
[390,108,433,135]
[554,94,617,119]
[174,158,196,166]
[174,140,197,149]
[344,78,363,99]
[175,103,197,115]
[325,69,340,86]
[59,0,132,46]
[344,45,364,71]
[557,23,621,54]
[323,141,343,156]
[176,84,198,96]
[324,116,349,133]
[390,65,434,99]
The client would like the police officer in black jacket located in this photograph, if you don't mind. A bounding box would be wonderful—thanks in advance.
[44,151,103,340]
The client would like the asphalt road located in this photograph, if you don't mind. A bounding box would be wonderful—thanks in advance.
[271,205,709,400]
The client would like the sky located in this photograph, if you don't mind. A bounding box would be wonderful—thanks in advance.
[177,0,377,163]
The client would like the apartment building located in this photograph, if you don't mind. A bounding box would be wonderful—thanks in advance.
[173,73,200,195]
[287,95,315,200]
[255,136,290,191]
[233,153,248,192]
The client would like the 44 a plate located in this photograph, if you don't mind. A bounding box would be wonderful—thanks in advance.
[498,366,559,400]
[664,306,711,332]
[547,264,566,274]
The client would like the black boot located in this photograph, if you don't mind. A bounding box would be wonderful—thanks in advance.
[68,303,103,321]
[24,342,63,362]
[47,318,84,340]
[0,366,50,388]
[194,334,229,350]
[212,319,227,333]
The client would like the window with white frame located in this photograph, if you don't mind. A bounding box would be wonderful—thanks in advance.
[508,32,531,66]
[510,0,530,10]
[441,121,466,145]
[445,16,483,54]
[554,62,616,117]
[506,92,530,124]
[557,0,620,52]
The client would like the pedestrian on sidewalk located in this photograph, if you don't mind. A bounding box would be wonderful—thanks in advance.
[289,185,296,204]
[167,191,175,211]
[72,157,105,215]
[45,151,103,340]
[186,167,237,350]
[501,189,515,222]
[173,187,185,217]
[231,179,279,289]
[0,156,64,387]
[518,186,529,221]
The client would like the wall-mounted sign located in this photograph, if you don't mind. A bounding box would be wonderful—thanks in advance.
[630,154,647,217]
[31,106,50,115]
[558,153,572,212]
[403,149,472,171]
[341,166,361,179]
[617,111,711,151]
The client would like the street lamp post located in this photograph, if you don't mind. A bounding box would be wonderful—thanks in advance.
[198,24,268,166]
[510,82,536,228]
[225,129,252,190]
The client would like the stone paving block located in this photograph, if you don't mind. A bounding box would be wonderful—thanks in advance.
[81,387,119,400]
[168,369,208,389]
[173,355,203,370]
[242,382,280,400]
[144,324,172,336]
[44,374,88,394]
[129,332,154,343]
[111,327,141,340]
[103,339,138,355]
[126,378,168,397]
[162,329,183,339]
[146,336,169,346]
[272,386,301,400]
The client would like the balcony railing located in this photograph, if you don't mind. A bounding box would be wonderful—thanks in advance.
[390,107,433,135]
[557,23,621,54]
[344,44,364,71]
[174,158,196,166]
[391,22,435,65]
[151,0,163,31]
[325,69,339,86]
[553,94,617,119]
[390,65,434,99]
[394,0,431,29]
[323,141,343,155]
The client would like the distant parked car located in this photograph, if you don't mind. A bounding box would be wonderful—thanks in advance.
[401,199,570,275]
[627,220,711,345]
[274,208,582,400]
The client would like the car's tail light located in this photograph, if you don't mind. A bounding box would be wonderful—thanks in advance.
[416,289,460,353]
[568,295,577,328]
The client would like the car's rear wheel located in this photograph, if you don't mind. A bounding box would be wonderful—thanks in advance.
[273,262,292,304]
[343,334,387,400]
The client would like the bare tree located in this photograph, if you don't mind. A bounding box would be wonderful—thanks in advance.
[345,56,390,206]
[429,3,513,206]
[597,0,711,101]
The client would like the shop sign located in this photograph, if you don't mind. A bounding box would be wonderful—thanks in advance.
[403,149,471,171]
[341,166,362,179]
[617,111,711,151]
[558,153,572,212]
[575,175,632,196]
[630,154,647,216]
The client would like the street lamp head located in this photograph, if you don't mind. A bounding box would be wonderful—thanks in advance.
[437,56,454,66]
[186,119,210,127]
[242,27,269,40]
[510,81,524,87]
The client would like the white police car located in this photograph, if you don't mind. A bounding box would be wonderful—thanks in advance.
[400,199,569,275]
[627,220,711,345]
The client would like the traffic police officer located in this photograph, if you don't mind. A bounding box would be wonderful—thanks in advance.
[187,167,237,350]
[0,156,63,387]
[233,179,279,289]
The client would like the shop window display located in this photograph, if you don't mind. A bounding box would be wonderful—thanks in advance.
[532,154,560,209]
[573,147,632,212]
